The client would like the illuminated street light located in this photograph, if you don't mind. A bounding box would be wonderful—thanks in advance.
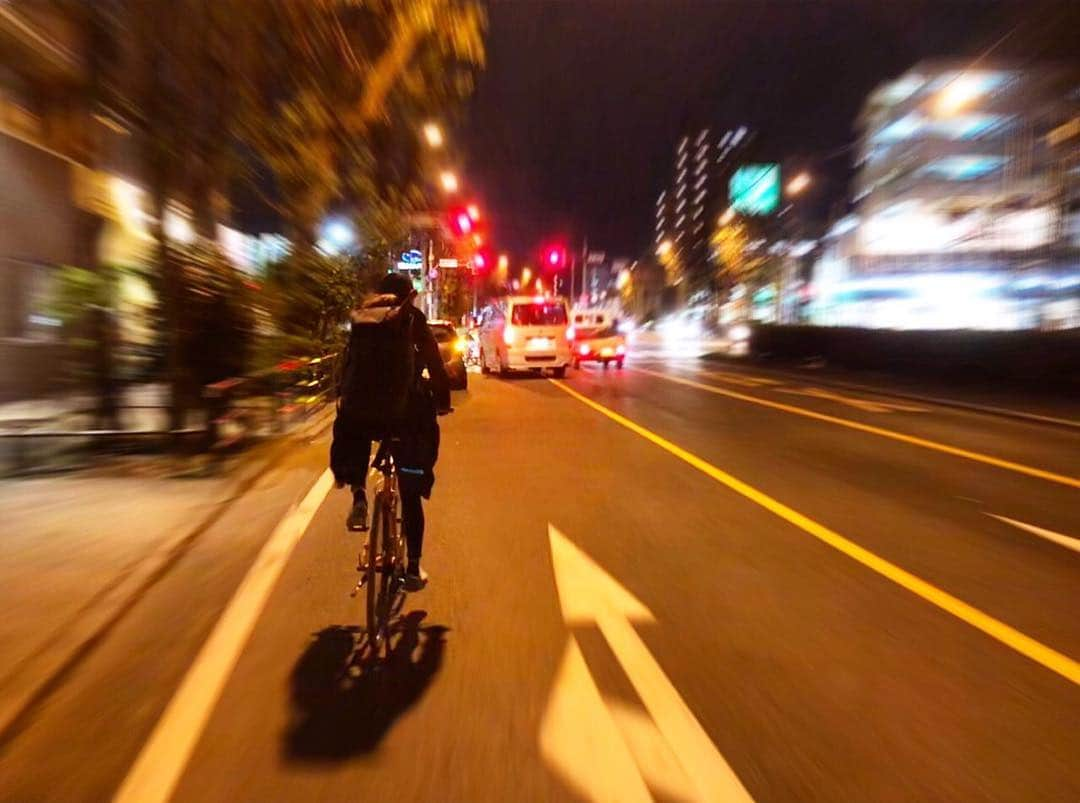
[466,203,481,221]
[521,266,533,285]
[423,122,444,148]
[935,73,984,116]
[786,172,811,197]
[719,207,735,226]
[497,253,509,272]
[317,217,355,255]
[440,170,459,193]
[656,239,673,257]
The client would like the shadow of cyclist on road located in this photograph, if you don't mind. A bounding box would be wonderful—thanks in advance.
[284,610,447,761]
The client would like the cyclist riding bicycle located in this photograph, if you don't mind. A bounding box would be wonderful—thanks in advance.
[330,272,451,591]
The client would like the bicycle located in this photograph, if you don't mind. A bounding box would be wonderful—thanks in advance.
[350,438,406,653]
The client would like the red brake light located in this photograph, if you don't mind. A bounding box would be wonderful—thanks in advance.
[503,325,516,346]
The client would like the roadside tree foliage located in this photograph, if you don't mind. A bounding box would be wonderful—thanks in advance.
[55,0,486,427]
[711,222,768,295]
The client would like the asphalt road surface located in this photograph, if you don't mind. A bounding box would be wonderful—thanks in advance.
[1,359,1078,802]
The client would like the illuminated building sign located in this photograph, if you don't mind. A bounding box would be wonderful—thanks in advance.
[729,164,780,215]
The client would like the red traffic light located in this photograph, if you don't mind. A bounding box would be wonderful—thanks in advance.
[447,207,475,237]
[541,244,567,270]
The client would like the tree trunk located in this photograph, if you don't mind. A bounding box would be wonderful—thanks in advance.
[151,192,188,438]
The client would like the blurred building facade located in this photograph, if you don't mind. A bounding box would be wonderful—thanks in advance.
[0,3,284,399]
[654,125,753,302]
[812,60,1080,330]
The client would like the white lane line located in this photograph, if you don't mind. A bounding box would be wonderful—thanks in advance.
[987,514,1080,554]
[113,469,335,803]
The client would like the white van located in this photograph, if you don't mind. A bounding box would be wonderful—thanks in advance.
[478,295,572,377]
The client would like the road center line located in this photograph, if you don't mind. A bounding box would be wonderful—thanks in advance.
[631,367,1079,490]
[113,469,335,803]
[550,379,1080,686]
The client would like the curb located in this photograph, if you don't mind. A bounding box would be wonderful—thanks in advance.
[701,354,1079,431]
[0,405,336,745]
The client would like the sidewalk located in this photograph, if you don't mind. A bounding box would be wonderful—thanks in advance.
[0,405,334,735]
[0,384,172,430]
[704,353,1079,428]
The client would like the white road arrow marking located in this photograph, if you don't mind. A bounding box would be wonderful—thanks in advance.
[987,514,1080,554]
[547,525,754,803]
[540,637,655,803]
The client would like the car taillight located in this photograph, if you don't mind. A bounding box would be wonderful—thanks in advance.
[503,325,516,346]
[566,326,576,341]
[579,344,590,356]
[616,344,626,355]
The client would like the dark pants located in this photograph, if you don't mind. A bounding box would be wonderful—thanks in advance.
[400,488,424,562]
[330,393,440,563]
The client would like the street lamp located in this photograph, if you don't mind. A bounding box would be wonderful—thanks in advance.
[719,207,736,226]
[423,122,444,148]
[521,266,532,286]
[935,73,983,116]
[439,170,459,193]
[466,203,481,221]
[656,239,672,258]
[497,253,509,272]
[786,172,811,197]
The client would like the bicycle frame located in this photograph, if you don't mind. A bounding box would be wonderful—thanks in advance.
[361,439,406,652]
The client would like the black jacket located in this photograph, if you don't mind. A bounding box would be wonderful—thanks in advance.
[404,304,452,412]
[330,298,450,490]
[340,294,451,414]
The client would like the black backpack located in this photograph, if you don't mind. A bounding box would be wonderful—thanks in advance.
[337,293,416,433]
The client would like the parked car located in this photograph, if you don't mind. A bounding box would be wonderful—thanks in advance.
[428,320,468,390]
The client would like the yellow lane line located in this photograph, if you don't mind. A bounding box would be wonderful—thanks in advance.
[549,379,1080,686]
[698,370,780,388]
[633,367,1079,490]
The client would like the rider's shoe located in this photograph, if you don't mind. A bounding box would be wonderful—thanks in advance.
[404,563,428,591]
[346,491,368,531]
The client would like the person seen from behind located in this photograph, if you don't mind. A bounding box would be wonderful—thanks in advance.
[330,272,451,590]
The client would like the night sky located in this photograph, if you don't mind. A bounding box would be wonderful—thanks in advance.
[461,0,1079,261]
